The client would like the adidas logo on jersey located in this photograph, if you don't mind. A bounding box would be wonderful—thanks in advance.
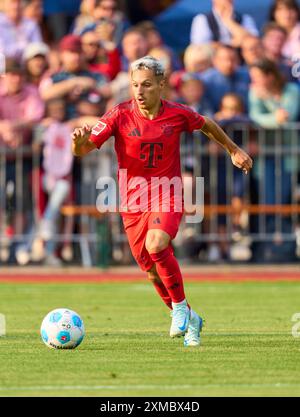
[128,128,141,137]
[153,217,161,224]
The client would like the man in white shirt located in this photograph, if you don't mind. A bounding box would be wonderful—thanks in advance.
[0,0,42,61]
[190,0,258,47]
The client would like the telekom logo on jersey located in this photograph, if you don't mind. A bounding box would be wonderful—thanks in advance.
[95,169,204,224]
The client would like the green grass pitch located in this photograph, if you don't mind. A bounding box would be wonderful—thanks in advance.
[1,279,300,397]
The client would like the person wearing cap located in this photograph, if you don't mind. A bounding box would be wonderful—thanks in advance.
[0,0,42,61]
[23,42,49,87]
[40,34,107,120]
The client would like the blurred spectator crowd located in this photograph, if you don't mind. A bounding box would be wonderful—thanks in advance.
[0,0,300,266]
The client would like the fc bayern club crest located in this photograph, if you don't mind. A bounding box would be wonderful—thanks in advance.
[161,124,174,136]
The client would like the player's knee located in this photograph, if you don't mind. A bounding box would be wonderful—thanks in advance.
[145,231,170,254]
[145,239,168,254]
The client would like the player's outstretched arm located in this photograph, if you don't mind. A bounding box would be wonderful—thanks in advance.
[200,116,253,175]
[71,124,97,157]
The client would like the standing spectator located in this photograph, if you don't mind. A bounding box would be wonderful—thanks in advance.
[190,0,258,48]
[81,28,121,80]
[241,35,264,67]
[0,59,45,261]
[249,58,300,128]
[0,58,45,148]
[269,0,300,62]
[249,58,300,255]
[0,0,42,61]
[40,34,107,120]
[214,93,253,240]
[200,44,250,112]
[38,98,74,266]
[22,42,50,87]
[249,58,300,207]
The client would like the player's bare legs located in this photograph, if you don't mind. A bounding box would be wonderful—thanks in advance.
[147,264,172,309]
[145,229,190,337]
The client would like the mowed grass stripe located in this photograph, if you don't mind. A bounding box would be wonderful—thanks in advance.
[1,281,300,396]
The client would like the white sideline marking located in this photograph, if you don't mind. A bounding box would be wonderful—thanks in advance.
[0,383,299,392]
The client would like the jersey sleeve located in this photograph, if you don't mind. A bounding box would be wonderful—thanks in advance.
[89,106,119,149]
[184,107,206,133]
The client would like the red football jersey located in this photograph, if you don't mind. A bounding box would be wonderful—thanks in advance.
[89,99,205,213]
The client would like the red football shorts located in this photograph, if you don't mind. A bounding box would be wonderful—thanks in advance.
[121,211,183,272]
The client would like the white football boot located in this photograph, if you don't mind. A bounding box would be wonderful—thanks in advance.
[183,309,203,347]
[170,299,190,337]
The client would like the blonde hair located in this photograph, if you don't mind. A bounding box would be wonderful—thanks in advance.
[131,55,165,78]
[183,43,213,72]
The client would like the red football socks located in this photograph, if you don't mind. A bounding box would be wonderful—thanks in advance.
[150,247,186,303]
[151,278,172,309]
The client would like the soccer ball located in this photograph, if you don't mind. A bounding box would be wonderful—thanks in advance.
[40,308,85,349]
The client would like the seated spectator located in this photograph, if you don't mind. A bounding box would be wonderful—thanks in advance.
[200,44,250,112]
[190,0,258,48]
[40,34,107,120]
[269,0,300,62]
[22,42,50,87]
[249,58,300,127]
[81,28,121,80]
[98,27,149,107]
[241,35,264,67]
[0,0,42,61]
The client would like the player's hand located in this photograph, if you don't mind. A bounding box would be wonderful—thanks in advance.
[231,147,253,175]
[71,124,92,147]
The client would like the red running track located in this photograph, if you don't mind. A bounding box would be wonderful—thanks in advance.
[0,270,299,283]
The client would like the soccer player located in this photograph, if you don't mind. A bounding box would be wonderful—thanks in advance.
[72,56,253,347]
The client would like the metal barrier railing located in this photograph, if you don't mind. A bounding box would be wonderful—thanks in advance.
[0,123,299,266]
